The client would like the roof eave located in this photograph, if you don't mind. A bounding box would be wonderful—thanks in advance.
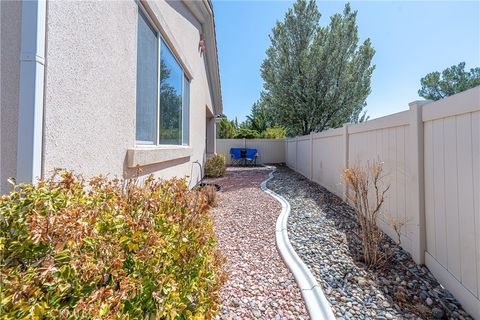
[183,0,223,116]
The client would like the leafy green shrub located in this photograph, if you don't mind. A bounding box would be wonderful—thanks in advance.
[204,154,226,178]
[0,171,225,319]
[234,128,261,139]
[261,126,286,139]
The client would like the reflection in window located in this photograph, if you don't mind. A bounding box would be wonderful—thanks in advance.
[135,10,158,144]
[182,75,190,145]
[160,40,182,145]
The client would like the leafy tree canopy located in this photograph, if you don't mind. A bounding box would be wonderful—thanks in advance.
[262,126,287,139]
[234,128,261,139]
[245,100,276,133]
[261,0,374,136]
[217,117,237,139]
[217,107,286,139]
[418,62,480,101]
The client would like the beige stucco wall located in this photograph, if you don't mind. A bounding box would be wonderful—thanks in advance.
[0,1,22,194]
[42,0,215,185]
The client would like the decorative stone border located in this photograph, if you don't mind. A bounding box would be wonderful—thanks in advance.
[261,167,336,320]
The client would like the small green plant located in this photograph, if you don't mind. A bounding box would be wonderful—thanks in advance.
[204,154,226,178]
[0,170,225,319]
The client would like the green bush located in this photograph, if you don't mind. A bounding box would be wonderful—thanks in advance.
[204,154,226,178]
[0,171,225,319]
[233,128,260,139]
[261,126,286,139]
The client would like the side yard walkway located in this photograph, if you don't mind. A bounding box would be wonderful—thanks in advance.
[267,166,473,320]
[207,167,308,320]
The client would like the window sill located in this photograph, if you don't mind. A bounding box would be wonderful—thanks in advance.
[127,145,193,168]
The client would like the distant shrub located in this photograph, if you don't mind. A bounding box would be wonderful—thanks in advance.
[204,154,226,178]
[0,171,225,319]
[261,126,286,139]
[234,128,261,139]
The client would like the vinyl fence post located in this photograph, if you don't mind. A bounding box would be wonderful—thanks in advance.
[295,136,298,171]
[310,132,314,181]
[407,100,430,264]
[342,123,349,201]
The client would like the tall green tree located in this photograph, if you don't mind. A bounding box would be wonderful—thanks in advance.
[238,99,286,138]
[244,100,276,133]
[418,62,480,101]
[261,0,375,136]
[217,117,237,139]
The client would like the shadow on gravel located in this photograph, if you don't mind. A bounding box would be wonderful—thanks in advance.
[205,166,271,193]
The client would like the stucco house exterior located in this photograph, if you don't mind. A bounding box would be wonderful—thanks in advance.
[1,0,222,193]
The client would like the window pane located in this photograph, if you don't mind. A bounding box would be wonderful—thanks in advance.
[182,76,190,145]
[159,40,182,145]
[136,10,158,144]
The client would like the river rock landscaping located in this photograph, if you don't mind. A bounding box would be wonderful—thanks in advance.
[206,167,309,320]
[267,166,473,320]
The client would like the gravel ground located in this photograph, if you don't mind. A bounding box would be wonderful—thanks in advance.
[206,167,309,320]
[267,166,473,320]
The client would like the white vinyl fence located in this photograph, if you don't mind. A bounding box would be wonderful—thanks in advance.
[216,138,286,165]
[285,87,480,317]
[422,88,480,317]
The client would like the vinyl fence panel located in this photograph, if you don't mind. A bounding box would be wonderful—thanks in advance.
[283,86,480,317]
[286,138,297,169]
[296,135,311,178]
[216,139,286,165]
[216,139,245,165]
[311,128,345,197]
[422,88,480,317]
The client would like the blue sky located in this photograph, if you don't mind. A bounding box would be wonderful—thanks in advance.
[213,1,480,122]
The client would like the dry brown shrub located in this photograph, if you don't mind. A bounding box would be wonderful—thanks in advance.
[202,185,218,207]
[342,161,392,269]
[386,214,408,246]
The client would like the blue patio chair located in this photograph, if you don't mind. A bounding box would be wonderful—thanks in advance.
[245,148,258,166]
[230,148,244,166]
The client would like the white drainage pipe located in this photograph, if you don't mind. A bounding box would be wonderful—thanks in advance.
[261,167,336,320]
[16,0,47,184]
